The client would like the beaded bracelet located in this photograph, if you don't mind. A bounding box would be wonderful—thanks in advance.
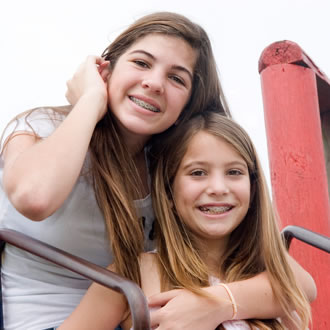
[219,283,238,320]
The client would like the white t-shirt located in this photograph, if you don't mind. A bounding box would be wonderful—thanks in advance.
[0,108,155,330]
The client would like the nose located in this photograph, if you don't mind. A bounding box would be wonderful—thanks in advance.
[206,177,230,196]
[141,72,165,94]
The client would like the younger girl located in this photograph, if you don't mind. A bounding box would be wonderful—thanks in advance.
[59,112,311,330]
[149,112,311,329]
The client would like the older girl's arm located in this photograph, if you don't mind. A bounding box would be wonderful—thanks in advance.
[149,254,316,329]
[227,254,316,320]
[3,57,109,221]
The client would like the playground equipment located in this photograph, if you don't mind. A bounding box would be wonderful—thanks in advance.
[259,40,330,329]
[0,225,328,329]
[0,229,150,330]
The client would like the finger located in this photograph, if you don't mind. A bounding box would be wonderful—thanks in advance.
[149,306,161,328]
[91,55,106,66]
[148,289,181,307]
[84,56,104,73]
[97,60,108,71]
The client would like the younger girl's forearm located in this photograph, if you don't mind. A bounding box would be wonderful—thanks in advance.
[58,280,127,330]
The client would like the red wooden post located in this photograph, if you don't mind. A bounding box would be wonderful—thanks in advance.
[259,40,330,328]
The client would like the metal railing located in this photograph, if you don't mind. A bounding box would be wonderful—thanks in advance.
[0,228,151,330]
[282,225,330,253]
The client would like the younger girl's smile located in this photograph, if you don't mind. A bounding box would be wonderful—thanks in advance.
[198,203,234,215]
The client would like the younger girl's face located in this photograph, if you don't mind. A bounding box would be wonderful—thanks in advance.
[107,34,197,146]
[172,131,251,249]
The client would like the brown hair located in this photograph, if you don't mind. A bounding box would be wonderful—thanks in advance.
[81,12,230,284]
[1,12,230,286]
[150,111,310,329]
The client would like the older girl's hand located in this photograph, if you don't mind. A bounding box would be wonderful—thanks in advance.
[149,287,232,330]
[65,56,110,121]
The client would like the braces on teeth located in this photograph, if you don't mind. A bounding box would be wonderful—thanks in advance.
[130,96,159,112]
[200,206,231,214]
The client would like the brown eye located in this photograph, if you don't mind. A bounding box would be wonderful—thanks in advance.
[191,170,206,176]
[169,75,185,86]
[134,60,149,68]
[228,169,243,176]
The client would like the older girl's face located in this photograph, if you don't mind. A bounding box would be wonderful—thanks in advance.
[107,34,197,146]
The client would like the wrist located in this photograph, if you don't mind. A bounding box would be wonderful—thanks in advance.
[218,283,237,320]
[76,93,107,122]
[204,285,235,324]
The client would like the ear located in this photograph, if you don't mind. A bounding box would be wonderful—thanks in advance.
[98,60,111,82]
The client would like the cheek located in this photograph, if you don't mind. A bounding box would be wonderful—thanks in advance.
[178,186,201,212]
[168,87,191,108]
[180,91,192,110]
[107,63,131,87]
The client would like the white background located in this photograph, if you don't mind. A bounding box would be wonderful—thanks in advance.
[1,0,330,186]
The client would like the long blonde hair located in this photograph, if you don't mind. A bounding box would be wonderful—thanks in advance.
[150,111,310,329]
[1,12,230,285]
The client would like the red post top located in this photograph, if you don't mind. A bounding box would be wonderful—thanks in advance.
[259,40,330,113]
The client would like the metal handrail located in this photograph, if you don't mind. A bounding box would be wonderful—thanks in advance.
[282,225,330,253]
[0,228,150,330]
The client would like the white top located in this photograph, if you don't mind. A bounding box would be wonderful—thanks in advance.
[0,108,155,330]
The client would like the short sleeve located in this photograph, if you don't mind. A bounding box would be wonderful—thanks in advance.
[0,108,65,153]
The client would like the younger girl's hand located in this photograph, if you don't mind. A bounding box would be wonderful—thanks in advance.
[65,56,110,120]
[148,288,232,330]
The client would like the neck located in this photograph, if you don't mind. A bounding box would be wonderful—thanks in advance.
[113,118,150,155]
[125,134,149,156]
[194,237,229,278]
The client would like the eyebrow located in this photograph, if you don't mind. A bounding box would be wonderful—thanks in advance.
[182,160,248,170]
[180,161,207,172]
[128,49,194,82]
